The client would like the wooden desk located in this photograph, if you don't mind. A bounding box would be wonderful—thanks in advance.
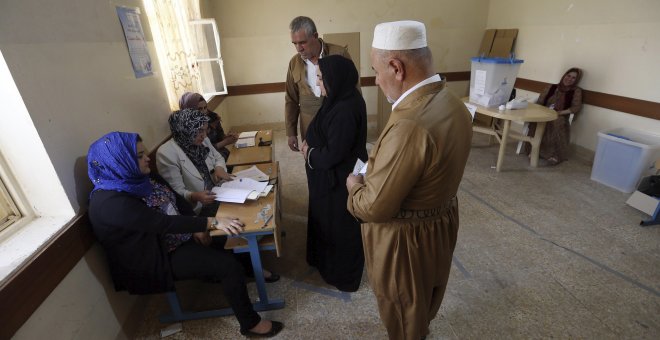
[465,99,558,171]
[226,130,273,167]
[212,162,283,313]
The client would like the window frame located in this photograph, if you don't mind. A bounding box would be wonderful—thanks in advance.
[188,18,228,98]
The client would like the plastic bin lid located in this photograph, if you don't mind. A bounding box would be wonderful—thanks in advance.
[471,57,524,64]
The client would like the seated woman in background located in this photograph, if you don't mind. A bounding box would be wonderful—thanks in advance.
[87,132,283,337]
[525,67,583,165]
[157,108,231,216]
[300,55,367,292]
[179,92,238,161]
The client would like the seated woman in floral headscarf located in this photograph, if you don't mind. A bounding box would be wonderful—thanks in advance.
[179,92,238,161]
[156,108,232,216]
[524,67,583,165]
[87,132,283,337]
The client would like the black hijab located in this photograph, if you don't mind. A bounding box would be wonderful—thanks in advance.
[311,55,360,142]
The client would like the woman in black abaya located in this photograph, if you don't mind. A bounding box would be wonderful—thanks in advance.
[300,55,367,292]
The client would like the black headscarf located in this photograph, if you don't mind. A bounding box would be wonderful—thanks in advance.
[312,55,360,142]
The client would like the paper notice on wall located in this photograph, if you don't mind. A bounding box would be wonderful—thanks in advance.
[474,70,486,95]
[116,6,153,78]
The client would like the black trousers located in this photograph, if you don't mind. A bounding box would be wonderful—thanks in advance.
[169,237,261,331]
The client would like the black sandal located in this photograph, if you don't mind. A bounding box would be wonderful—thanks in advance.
[265,272,280,283]
[240,321,284,338]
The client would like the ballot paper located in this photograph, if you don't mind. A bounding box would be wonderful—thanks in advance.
[212,178,269,203]
[352,158,368,176]
[235,131,258,148]
[233,165,269,181]
[464,103,477,120]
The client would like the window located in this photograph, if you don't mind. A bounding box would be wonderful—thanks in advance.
[0,176,21,232]
[143,0,227,110]
[189,19,227,97]
[0,49,75,283]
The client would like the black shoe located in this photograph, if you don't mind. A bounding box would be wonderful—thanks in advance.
[265,272,280,283]
[240,321,284,338]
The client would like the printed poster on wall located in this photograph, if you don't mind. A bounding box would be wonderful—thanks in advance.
[116,6,153,78]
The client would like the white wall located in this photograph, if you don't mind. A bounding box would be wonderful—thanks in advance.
[201,0,490,128]
[487,0,660,151]
[0,0,172,338]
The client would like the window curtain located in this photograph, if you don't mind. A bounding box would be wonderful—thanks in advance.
[144,0,201,110]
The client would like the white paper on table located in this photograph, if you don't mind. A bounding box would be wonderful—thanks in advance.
[223,177,268,193]
[233,165,269,181]
[235,137,255,148]
[212,187,250,203]
[212,178,268,203]
[238,131,258,138]
[235,131,259,148]
[259,184,274,197]
[474,70,486,95]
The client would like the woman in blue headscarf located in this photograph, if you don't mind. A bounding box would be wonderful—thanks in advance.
[87,132,283,338]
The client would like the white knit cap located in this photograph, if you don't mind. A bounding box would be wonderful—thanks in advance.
[372,20,427,50]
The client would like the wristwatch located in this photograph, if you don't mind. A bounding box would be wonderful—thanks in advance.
[210,217,219,229]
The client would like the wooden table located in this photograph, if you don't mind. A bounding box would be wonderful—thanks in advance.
[464,99,558,171]
[214,162,283,312]
[226,130,273,167]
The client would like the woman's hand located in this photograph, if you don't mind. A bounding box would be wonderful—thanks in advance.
[213,167,235,182]
[191,190,216,205]
[300,140,309,160]
[217,134,239,148]
[210,216,245,236]
[192,231,212,246]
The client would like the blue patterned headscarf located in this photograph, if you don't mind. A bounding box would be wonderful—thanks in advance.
[87,132,152,197]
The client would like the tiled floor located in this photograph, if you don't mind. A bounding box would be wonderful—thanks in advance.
[134,126,660,339]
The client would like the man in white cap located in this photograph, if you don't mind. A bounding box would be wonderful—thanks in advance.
[284,16,355,152]
[346,20,472,339]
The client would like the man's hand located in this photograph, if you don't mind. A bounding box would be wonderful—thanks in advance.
[191,190,216,205]
[346,174,365,192]
[300,140,309,160]
[288,136,299,152]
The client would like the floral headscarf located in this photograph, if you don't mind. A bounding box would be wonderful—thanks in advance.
[168,108,214,189]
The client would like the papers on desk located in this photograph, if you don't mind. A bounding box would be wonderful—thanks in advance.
[235,131,258,148]
[233,165,269,181]
[212,178,271,203]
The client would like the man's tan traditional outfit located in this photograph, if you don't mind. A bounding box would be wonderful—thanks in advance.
[347,21,473,340]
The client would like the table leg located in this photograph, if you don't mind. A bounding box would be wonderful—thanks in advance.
[243,234,285,311]
[496,119,511,172]
[530,122,547,167]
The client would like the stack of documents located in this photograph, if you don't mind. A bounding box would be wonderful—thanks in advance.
[233,165,269,182]
[212,178,273,203]
[235,131,258,148]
